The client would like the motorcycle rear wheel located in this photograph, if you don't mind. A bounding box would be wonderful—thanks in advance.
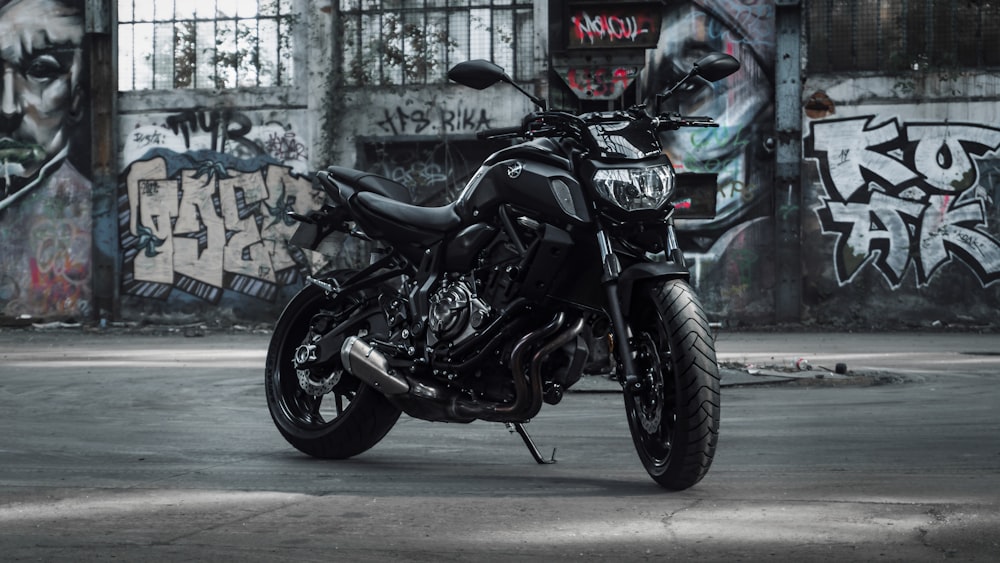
[265,276,401,459]
[623,278,720,490]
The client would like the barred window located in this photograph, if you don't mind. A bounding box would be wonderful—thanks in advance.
[118,0,297,91]
[807,0,1000,73]
[341,0,535,86]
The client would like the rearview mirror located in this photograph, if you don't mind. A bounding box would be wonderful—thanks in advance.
[447,59,509,90]
[448,59,547,109]
[692,52,741,82]
[655,52,741,112]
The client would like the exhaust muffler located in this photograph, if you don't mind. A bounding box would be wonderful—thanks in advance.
[340,336,410,395]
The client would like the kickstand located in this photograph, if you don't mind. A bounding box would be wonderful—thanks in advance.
[507,422,557,464]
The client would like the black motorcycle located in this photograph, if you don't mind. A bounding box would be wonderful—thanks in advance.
[265,52,739,489]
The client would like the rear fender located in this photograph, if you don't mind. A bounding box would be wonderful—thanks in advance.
[289,205,350,250]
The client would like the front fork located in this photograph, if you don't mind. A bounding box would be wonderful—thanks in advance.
[597,218,685,393]
[596,227,642,392]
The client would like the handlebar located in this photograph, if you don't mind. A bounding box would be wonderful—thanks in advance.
[476,125,524,140]
[475,110,718,142]
[652,114,718,130]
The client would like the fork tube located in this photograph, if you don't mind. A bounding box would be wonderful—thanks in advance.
[665,217,686,268]
[596,228,642,392]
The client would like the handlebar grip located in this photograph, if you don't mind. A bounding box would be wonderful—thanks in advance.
[680,115,718,127]
[655,114,719,130]
[477,125,524,140]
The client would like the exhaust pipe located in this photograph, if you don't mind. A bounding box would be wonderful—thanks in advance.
[340,315,585,423]
[449,313,566,422]
[341,336,410,395]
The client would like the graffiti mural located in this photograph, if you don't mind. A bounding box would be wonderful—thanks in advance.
[806,116,1000,288]
[557,66,640,100]
[640,0,775,319]
[119,109,324,305]
[0,0,91,320]
[643,0,774,232]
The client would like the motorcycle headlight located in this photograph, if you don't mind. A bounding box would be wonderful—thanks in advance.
[592,165,676,212]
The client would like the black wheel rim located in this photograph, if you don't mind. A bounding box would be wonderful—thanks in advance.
[629,328,676,469]
[273,302,365,435]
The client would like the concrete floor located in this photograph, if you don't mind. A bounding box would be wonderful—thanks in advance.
[1,329,998,561]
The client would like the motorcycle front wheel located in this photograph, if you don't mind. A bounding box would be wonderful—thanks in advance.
[623,278,720,490]
[265,275,401,459]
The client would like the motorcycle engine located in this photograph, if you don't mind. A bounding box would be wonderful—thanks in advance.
[427,278,491,348]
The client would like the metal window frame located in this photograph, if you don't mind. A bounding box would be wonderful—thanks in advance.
[340,0,534,86]
[118,0,292,91]
[806,0,998,73]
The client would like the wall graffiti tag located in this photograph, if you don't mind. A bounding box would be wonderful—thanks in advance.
[120,109,322,305]
[568,5,660,49]
[126,111,309,173]
[374,101,494,136]
[121,153,321,303]
[806,116,1000,288]
[165,109,253,152]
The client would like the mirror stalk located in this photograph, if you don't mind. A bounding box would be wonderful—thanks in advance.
[507,80,546,110]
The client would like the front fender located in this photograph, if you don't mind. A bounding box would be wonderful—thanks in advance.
[618,261,690,317]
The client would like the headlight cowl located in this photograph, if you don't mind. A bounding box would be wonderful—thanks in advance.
[592,165,676,212]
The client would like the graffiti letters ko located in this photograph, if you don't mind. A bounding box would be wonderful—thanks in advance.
[806,116,1000,288]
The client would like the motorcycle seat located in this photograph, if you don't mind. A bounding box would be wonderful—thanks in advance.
[354,191,462,233]
[324,166,412,203]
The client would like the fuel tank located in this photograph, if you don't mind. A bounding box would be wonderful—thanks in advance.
[454,141,592,227]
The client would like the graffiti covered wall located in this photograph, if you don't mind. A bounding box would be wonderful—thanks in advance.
[118,108,331,321]
[331,1,776,324]
[803,78,1000,326]
[641,0,776,323]
[334,86,535,205]
[0,0,92,321]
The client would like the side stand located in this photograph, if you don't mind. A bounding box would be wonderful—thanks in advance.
[507,422,556,464]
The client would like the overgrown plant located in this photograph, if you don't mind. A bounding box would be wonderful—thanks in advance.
[168,0,298,90]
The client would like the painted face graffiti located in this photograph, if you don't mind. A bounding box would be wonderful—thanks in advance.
[0,0,84,205]
[642,1,774,231]
[807,116,1000,288]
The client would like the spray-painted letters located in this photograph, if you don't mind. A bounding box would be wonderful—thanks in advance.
[807,116,1000,288]
[375,101,493,136]
[569,8,659,49]
[120,110,321,304]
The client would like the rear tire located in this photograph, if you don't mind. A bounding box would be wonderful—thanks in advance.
[265,276,401,459]
[623,279,720,490]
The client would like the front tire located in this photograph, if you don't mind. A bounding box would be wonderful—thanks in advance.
[265,276,401,459]
[623,279,720,490]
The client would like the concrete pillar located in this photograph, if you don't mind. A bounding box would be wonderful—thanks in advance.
[774,0,803,323]
[87,0,119,322]
[309,0,339,168]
